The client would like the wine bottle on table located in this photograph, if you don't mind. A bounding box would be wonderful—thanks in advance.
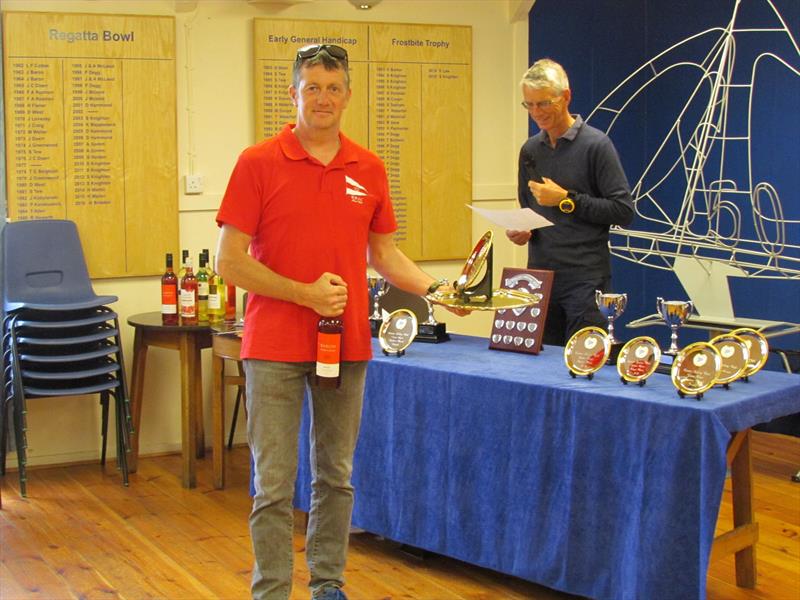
[161,253,179,325]
[197,254,209,323]
[180,257,198,326]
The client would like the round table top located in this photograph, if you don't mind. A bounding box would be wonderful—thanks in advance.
[127,311,212,332]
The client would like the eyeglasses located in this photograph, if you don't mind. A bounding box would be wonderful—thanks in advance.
[521,97,561,111]
[295,44,349,62]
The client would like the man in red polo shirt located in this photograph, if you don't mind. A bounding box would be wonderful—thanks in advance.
[216,44,452,600]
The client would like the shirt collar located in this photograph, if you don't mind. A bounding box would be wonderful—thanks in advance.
[536,114,584,145]
[278,123,359,166]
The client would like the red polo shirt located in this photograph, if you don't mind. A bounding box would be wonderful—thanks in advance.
[216,124,397,362]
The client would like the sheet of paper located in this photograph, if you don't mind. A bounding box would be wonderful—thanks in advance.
[467,205,553,231]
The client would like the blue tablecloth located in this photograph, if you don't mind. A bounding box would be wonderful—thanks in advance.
[293,335,800,600]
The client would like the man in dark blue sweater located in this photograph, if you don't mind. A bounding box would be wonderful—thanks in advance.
[507,58,634,346]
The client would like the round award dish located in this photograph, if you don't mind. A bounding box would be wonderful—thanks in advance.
[729,328,769,377]
[616,336,661,383]
[564,326,611,376]
[378,309,418,355]
[670,341,722,396]
[426,289,541,311]
[710,333,750,385]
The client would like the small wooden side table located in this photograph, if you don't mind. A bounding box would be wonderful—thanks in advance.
[127,312,211,488]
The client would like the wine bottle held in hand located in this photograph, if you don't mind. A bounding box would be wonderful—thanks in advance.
[316,317,343,389]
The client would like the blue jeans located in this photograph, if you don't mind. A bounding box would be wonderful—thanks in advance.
[244,359,367,600]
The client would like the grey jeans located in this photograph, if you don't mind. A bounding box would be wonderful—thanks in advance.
[244,359,367,600]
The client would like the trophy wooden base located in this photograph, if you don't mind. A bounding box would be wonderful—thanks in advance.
[415,322,450,343]
[655,356,675,375]
[606,342,624,365]
[370,318,382,338]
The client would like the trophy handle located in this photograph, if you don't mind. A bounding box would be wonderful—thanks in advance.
[656,296,664,315]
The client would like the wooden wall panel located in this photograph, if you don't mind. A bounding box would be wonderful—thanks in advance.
[254,18,471,262]
[3,12,177,278]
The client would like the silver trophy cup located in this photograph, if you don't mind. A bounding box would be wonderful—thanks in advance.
[656,297,694,355]
[595,291,627,344]
[367,276,389,321]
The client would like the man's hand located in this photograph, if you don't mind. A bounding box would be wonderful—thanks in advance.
[432,282,470,316]
[528,177,567,207]
[301,272,348,317]
[506,229,532,245]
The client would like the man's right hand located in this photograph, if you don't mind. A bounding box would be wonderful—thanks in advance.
[506,229,532,246]
[300,272,348,317]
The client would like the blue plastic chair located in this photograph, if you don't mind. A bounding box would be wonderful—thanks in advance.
[2,219,117,313]
[1,220,131,496]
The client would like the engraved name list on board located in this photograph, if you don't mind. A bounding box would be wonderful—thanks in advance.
[253,19,471,262]
[3,12,178,278]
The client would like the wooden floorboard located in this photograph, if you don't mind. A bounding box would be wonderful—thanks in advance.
[1,431,798,599]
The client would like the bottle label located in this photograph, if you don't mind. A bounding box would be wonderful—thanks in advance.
[316,360,340,378]
[208,293,222,310]
[198,281,209,297]
[161,285,177,314]
[316,331,341,377]
[180,289,196,317]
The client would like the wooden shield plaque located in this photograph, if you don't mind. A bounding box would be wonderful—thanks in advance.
[488,268,553,355]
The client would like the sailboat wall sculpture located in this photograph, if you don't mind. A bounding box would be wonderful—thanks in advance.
[531,0,799,331]
[586,0,799,282]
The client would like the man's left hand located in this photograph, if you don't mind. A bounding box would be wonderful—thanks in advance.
[528,177,567,207]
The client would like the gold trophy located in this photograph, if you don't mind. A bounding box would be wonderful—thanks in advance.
[710,333,750,388]
[656,297,694,355]
[426,231,541,311]
[671,341,722,399]
[730,327,769,380]
[367,276,389,337]
[595,291,627,363]
[617,336,661,385]
[564,326,611,379]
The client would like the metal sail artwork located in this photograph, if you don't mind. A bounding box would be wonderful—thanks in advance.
[586,0,799,294]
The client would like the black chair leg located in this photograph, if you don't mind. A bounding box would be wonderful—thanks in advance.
[114,392,129,486]
[228,388,243,450]
[100,391,109,466]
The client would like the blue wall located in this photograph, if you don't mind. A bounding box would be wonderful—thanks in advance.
[528,0,800,365]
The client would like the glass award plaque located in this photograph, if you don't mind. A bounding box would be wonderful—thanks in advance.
[616,336,661,385]
[427,231,541,311]
[729,327,769,379]
[710,333,750,387]
[378,309,418,356]
[564,326,611,379]
[670,341,722,399]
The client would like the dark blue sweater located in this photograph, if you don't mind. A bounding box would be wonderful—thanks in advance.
[518,116,634,280]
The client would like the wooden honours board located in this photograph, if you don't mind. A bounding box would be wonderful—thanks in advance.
[254,19,471,262]
[3,12,178,278]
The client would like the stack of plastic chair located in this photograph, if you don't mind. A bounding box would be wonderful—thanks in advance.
[1,219,133,496]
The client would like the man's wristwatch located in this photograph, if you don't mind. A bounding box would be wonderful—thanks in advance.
[427,278,449,295]
[558,191,577,214]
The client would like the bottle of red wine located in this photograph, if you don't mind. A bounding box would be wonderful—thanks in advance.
[161,253,179,325]
[316,317,343,389]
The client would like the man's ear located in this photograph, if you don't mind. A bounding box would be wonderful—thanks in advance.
[289,84,298,107]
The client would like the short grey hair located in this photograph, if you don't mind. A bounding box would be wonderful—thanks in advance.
[292,50,350,89]
[520,58,570,95]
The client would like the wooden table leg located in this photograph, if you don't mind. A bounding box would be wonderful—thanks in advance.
[128,328,148,473]
[710,429,759,587]
[212,352,225,489]
[195,342,205,460]
[179,333,197,488]
[731,429,757,588]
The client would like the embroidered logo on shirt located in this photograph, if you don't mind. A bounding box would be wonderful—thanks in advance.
[345,175,368,204]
